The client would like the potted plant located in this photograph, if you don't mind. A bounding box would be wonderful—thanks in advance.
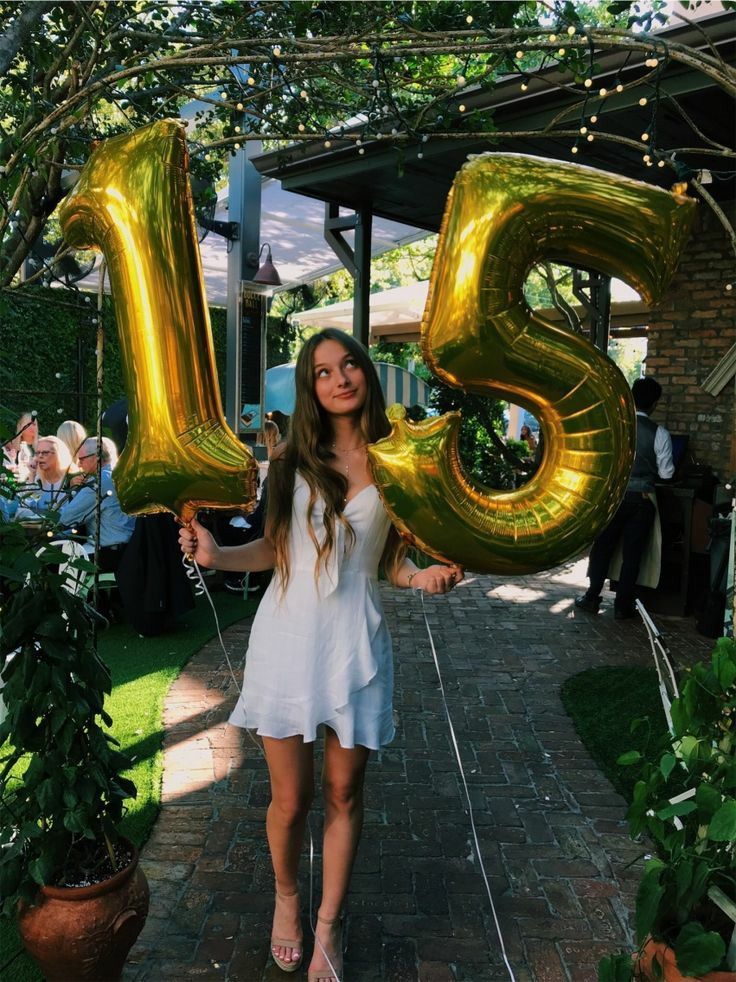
[599,636,736,981]
[0,514,149,981]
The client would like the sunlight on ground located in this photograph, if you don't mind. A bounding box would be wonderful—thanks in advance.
[486,583,547,603]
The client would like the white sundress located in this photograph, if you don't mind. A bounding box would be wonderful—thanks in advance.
[229,473,395,750]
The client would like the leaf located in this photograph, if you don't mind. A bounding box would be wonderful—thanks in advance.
[695,781,721,819]
[28,852,57,886]
[659,753,676,780]
[635,861,666,942]
[674,922,726,976]
[598,952,634,981]
[708,799,736,840]
[617,750,642,766]
[655,800,697,820]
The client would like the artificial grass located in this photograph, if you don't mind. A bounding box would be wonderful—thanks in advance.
[560,665,669,802]
[0,589,257,982]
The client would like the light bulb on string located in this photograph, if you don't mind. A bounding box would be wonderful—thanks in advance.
[571,144,579,154]
[587,133,594,142]
[584,78,592,88]
[590,114,598,123]
[298,123,305,132]
[237,103,244,111]
[520,80,528,92]
[458,104,466,113]
[580,125,587,135]
[616,83,623,93]
[515,50,524,59]
[456,75,466,87]
[641,132,649,141]
[466,14,473,24]
[599,87,607,97]
[567,25,576,35]
[658,160,666,168]
[273,46,281,57]
[639,97,648,106]
[557,48,566,57]
[247,77,255,87]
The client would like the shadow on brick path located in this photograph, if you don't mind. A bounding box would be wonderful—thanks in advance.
[122,558,712,982]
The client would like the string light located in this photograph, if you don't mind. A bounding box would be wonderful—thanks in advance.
[658,160,666,168]
[236,102,243,110]
[220,92,227,100]
[639,97,648,106]
[298,123,305,132]
[642,132,649,141]
[616,83,624,92]
[520,81,528,92]
[273,46,281,57]
[358,147,365,155]
[324,140,331,148]
[590,114,598,123]
[584,78,592,88]
[645,57,658,68]
[515,50,524,59]
[458,104,466,112]
[571,145,579,154]
[456,75,466,87]
[599,87,607,97]
[466,15,473,24]
[300,89,308,99]
[587,133,594,142]
[557,48,566,57]
[580,125,588,134]
[247,77,256,86]
[549,34,557,42]
[567,25,576,35]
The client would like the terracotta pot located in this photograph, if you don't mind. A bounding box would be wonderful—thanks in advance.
[636,938,734,982]
[18,842,149,981]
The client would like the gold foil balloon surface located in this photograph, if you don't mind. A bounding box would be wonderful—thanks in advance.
[58,119,257,523]
[368,153,695,574]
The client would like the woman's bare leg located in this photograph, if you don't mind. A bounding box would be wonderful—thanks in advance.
[262,735,315,966]
[308,727,370,981]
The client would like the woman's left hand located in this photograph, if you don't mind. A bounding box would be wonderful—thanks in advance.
[412,565,464,594]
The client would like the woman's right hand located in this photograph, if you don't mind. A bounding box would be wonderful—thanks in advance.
[179,517,220,568]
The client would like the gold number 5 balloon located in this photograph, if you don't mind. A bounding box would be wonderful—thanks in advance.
[59,119,257,523]
[368,153,695,574]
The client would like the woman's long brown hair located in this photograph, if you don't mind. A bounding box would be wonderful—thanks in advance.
[266,328,406,590]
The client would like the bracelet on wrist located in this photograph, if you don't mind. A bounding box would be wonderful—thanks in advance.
[407,570,417,588]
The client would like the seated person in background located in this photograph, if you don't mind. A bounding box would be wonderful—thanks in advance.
[18,435,73,513]
[3,411,38,483]
[57,419,88,472]
[58,437,134,572]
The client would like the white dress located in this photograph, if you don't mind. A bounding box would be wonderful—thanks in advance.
[229,473,395,749]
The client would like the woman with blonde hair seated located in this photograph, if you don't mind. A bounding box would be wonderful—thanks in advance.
[57,420,88,471]
[18,435,73,513]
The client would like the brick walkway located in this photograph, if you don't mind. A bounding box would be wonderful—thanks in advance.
[122,559,711,982]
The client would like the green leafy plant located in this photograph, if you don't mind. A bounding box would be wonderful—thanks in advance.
[0,517,136,916]
[599,636,736,979]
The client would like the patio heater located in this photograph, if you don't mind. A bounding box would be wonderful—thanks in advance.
[240,244,282,438]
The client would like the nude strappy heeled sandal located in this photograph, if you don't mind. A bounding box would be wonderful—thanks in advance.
[307,913,344,982]
[271,890,304,973]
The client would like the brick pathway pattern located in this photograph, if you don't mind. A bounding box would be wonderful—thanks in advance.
[122,559,711,982]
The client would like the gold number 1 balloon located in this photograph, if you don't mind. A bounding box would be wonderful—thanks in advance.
[58,119,257,523]
[369,153,695,574]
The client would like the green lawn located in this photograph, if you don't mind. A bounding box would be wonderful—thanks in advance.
[0,589,256,982]
[560,665,668,802]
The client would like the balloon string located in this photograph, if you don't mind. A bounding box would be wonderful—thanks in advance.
[181,555,341,981]
[418,590,517,982]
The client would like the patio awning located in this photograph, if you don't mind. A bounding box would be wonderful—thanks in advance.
[263,360,430,416]
[292,278,647,343]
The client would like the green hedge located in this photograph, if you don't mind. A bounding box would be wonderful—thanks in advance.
[0,286,291,441]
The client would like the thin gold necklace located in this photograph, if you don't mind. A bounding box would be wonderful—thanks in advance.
[331,441,367,482]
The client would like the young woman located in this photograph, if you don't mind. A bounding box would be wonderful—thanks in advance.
[179,328,462,981]
[56,419,88,471]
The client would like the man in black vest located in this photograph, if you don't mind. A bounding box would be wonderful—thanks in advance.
[575,376,675,620]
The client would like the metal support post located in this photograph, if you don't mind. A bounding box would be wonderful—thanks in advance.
[324,202,373,347]
[572,267,612,352]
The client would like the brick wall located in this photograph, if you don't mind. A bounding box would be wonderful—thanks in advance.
[645,199,735,480]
